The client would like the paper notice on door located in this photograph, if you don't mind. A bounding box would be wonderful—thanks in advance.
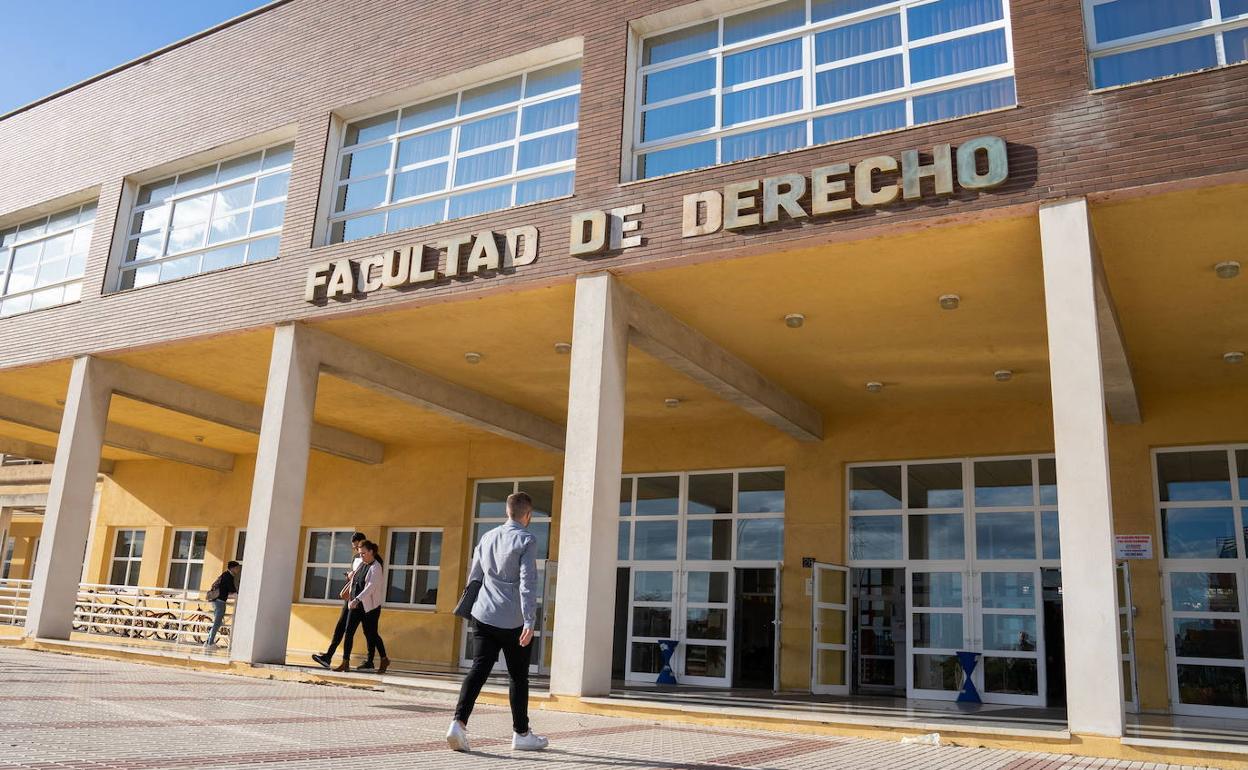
[1114,534,1153,560]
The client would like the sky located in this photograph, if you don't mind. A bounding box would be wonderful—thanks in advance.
[0,0,271,115]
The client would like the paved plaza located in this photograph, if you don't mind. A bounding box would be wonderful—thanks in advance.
[0,647,1211,770]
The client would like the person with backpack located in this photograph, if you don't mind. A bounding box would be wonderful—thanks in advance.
[204,560,241,650]
[312,532,366,669]
[337,540,389,674]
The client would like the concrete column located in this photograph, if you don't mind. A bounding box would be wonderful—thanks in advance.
[550,273,629,697]
[25,356,111,639]
[230,324,320,664]
[1039,198,1124,738]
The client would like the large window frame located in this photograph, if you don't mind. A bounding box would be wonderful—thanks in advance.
[1154,443,1248,717]
[109,529,146,587]
[628,0,1016,180]
[327,58,581,244]
[166,528,208,592]
[0,201,96,318]
[1083,0,1248,89]
[300,529,359,605]
[117,142,293,291]
[385,527,443,609]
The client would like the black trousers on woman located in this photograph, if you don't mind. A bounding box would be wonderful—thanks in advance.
[342,605,387,663]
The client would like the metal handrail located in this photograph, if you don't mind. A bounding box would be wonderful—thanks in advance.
[73,583,235,647]
[0,578,32,625]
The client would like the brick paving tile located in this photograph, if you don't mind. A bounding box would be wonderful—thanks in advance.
[0,647,1220,770]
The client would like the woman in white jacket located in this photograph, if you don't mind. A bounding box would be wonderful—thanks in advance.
[339,540,390,674]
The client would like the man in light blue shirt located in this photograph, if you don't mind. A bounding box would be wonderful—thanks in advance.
[447,491,548,752]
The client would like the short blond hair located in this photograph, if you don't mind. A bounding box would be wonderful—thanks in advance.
[506,491,533,517]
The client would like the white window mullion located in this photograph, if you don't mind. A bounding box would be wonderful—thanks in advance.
[900,3,915,126]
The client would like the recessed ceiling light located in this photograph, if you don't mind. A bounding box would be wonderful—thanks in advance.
[1226,351,1245,365]
[865,381,884,393]
[664,397,681,408]
[193,435,205,443]
[1215,261,1241,279]
[994,369,1013,382]
[554,342,572,355]
[784,313,805,328]
[938,294,961,311]
[55,398,65,406]
[464,352,483,364]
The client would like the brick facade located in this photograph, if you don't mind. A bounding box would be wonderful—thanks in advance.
[0,0,1245,368]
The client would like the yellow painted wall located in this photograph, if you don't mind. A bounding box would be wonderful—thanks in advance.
[79,383,1248,710]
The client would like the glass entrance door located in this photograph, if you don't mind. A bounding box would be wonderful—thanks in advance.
[811,562,850,694]
[975,568,1044,705]
[626,567,678,682]
[907,569,968,699]
[681,569,732,686]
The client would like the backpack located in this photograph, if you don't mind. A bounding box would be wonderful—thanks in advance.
[205,574,222,602]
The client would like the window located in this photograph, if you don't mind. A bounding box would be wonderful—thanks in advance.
[301,530,358,602]
[166,529,208,591]
[1084,0,1248,88]
[110,529,146,587]
[0,201,95,318]
[618,469,786,563]
[631,0,1015,179]
[329,59,580,243]
[1155,445,1248,713]
[386,528,442,607]
[119,142,293,290]
[848,456,1058,563]
[234,529,247,565]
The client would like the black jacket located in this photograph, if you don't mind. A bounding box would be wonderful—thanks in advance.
[213,570,238,600]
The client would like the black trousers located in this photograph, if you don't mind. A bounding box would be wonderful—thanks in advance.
[323,602,352,657]
[342,605,387,662]
[454,621,531,734]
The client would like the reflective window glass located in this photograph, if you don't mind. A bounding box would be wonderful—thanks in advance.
[909,514,965,560]
[1162,507,1237,558]
[851,466,902,510]
[850,515,902,560]
[908,463,964,508]
[688,474,733,514]
[739,471,785,513]
[974,459,1033,506]
[976,511,1036,560]
[1158,451,1233,502]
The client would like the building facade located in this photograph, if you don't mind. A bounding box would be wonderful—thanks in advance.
[0,0,1246,747]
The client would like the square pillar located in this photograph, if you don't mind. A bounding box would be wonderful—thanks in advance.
[550,273,629,697]
[1039,198,1124,738]
[230,324,320,664]
[25,356,111,639]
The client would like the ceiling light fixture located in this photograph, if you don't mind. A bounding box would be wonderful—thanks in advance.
[554,342,572,355]
[865,381,884,393]
[464,352,483,365]
[784,313,806,328]
[193,435,205,443]
[1215,261,1241,279]
[664,397,681,408]
[994,369,1014,382]
[938,294,961,311]
[1226,351,1245,365]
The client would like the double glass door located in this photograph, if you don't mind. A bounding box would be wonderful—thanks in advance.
[626,564,734,686]
[908,565,1045,705]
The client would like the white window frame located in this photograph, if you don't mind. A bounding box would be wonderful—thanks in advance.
[626,0,1016,180]
[1153,443,1248,717]
[115,141,293,291]
[1083,0,1248,89]
[233,528,247,566]
[110,528,146,587]
[0,201,96,318]
[166,528,208,592]
[299,529,359,605]
[385,527,443,609]
[1,537,14,579]
[326,58,581,244]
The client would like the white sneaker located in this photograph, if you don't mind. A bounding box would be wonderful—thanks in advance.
[512,731,549,751]
[446,721,470,752]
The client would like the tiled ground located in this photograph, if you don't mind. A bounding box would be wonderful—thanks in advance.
[0,648,1212,770]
